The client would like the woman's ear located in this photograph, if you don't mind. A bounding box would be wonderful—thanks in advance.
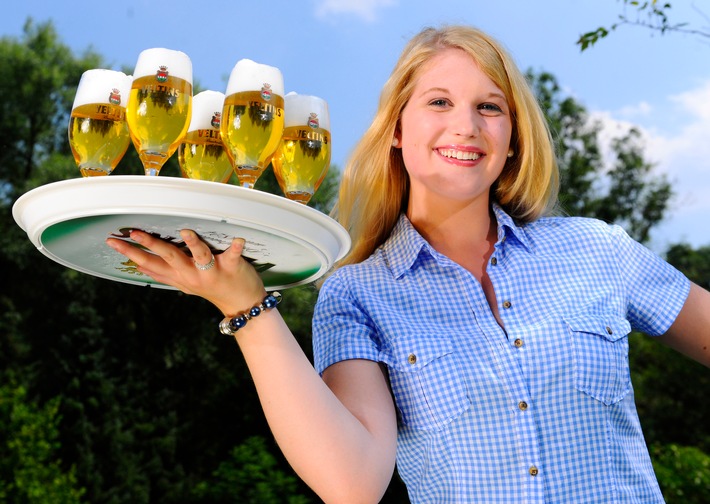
[392,129,402,148]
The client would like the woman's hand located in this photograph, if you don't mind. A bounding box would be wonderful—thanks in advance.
[106,229,266,316]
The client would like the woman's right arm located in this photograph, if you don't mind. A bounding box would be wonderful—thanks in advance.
[233,310,398,503]
[106,230,398,503]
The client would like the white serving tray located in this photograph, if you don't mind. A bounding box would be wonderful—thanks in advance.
[12,176,350,290]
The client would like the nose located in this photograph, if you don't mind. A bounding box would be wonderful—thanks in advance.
[452,106,481,137]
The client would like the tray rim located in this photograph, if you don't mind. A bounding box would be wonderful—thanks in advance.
[12,176,351,290]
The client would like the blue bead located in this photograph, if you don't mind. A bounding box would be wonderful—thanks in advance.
[249,306,262,317]
[263,295,277,308]
[230,315,248,331]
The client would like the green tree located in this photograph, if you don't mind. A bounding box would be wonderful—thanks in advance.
[0,380,85,503]
[596,129,672,243]
[666,243,710,291]
[651,444,710,503]
[577,1,710,51]
[191,436,313,504]
[0,19,101,193]
[528,70,672,243]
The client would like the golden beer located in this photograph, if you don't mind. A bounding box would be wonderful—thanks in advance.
[68,103,131,177]
[272,92,331,203]
[272,126,331,203]
[68,68,132,176]
[178,129,233,182]
[222,59,285,188]
[221,90,284,187]
[126,74,192,175]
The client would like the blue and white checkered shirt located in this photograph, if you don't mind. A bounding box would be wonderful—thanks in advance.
[313,205,690,503]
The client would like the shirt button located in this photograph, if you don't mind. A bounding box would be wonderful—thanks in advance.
[490,257,498,266]
[502,300,512,309]
[518,401,528,411]
[529,465,539,477]
[513,338,524,348]
[606,326,613,335]
[407,354,417,365]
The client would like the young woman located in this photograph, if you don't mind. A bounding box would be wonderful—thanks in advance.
[107,25,710,503]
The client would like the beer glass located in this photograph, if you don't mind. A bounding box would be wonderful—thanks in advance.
[272,92,331,204]
[178,90,233,183]
[68,69,132,176]
[126,48,193,176]
[221,59,284,188]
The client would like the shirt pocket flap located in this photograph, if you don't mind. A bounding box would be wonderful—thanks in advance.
[389,334,454,371]
[566,313,631,342]
[565,313,632,405]
[383,334,469,431]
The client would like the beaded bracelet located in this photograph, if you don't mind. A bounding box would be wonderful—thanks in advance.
[219,292,282,336]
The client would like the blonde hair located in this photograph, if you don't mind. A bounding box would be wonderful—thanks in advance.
[333,25,558,268]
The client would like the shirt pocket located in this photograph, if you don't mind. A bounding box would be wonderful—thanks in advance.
[383,333,470,431]
[565,313,632,405]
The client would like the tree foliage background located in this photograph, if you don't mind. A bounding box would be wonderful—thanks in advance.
[1,18,708,504]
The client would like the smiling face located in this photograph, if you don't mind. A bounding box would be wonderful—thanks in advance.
[396,48,513,216]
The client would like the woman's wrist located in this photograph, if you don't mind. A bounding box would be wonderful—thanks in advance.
[219,292,282,336]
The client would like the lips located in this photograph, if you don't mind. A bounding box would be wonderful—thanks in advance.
[437,148,483,161]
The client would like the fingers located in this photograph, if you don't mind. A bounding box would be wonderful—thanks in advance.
[105,229,266,313]
[222,237,246,267]
[105,232,171,272]
[179,230,217,269]
[106,230,249,283]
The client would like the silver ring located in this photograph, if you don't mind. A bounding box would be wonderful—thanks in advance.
[194,254,215,271]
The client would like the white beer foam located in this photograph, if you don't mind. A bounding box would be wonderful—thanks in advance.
[225,59,284,97]
[72,69,133,109]
[188,90,225,131]
[284,92,330,130]
[132,47,193,84]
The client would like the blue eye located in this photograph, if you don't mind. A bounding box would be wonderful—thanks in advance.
[429,99,450,107]
[479,103,503,112]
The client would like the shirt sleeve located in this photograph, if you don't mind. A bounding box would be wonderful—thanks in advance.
[312,269,381,375]
[608,224,691,336]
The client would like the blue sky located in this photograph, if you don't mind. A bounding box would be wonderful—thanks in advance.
[2,0,709,252]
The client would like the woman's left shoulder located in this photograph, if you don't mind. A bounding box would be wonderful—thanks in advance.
[526,214,620,241]
[519,214,638,258]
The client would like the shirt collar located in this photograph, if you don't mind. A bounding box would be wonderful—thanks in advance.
[383,204,533,278]
[491,203,533,253]
[383,214,432,279]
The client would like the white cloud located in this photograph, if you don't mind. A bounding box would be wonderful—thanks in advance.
[590,79,710,250]
[616,101,653,119]
[644,82,710,204]
[669,80,710,121]
[313,0,397,22]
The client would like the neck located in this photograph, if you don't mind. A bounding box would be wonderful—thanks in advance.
[406,195,497,278]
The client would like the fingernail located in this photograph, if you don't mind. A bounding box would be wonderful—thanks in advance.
[130,231,143,243]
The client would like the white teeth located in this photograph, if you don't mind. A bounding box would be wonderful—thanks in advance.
[438,148,482,160]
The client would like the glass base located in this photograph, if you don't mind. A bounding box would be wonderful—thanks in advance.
[140,150,168,176]
[283,191,312,204]
[79,167,111,177]
[235,165,266,189]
